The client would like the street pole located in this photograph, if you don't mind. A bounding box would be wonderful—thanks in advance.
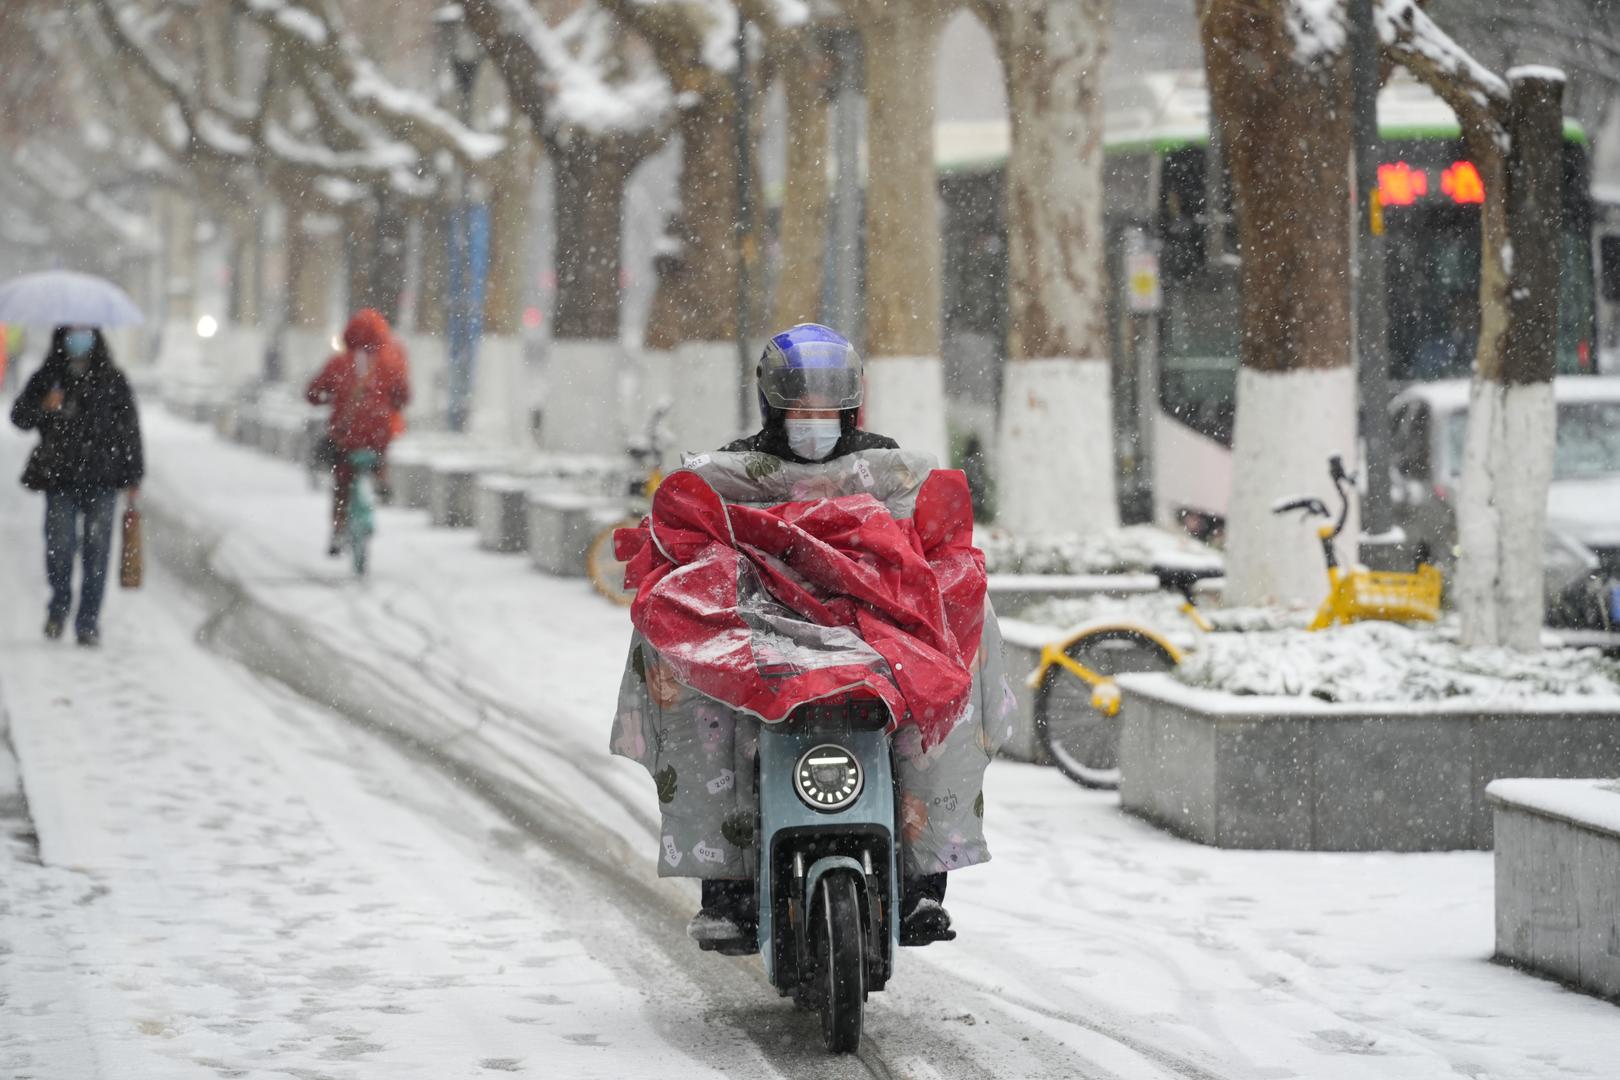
[824,27,862,340]
[734,17,754,433]
[1350,0,1396,561]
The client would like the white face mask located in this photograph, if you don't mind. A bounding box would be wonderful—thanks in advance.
[785,418,842,461]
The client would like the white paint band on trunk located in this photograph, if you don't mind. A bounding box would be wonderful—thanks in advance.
[1456,379,1555,650]
[541,338,623,453]
[670,340,747,456]
[995,357,1117,536]
[470,335,530,449]
[1223,364,1358,607]
[863,354,949,466]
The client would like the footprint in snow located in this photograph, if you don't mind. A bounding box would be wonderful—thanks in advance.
[480,1059,525,1072]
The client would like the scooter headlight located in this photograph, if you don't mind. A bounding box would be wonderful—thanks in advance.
[795,744,863,812]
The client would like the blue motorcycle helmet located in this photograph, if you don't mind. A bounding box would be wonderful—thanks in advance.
[756,324,864,429]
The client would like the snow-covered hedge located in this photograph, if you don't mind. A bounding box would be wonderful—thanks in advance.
[977,524,1221,576]
[1175,620,1620,704]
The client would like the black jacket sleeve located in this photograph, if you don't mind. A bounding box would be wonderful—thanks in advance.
[10,364,57,432]
[114,374,145,487]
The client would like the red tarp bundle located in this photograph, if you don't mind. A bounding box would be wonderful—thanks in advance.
[615,468,986,750]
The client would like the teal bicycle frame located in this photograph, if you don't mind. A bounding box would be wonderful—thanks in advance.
[346,449,380,576]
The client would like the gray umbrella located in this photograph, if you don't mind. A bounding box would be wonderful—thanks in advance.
[0,270,144,328]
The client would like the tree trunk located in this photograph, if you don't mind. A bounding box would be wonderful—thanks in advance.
[771,32,833,330]
[286,213,336,331]
[855,2,950,462]
[343,202,374,320]
[981,0,1116,535]
[540,135,637,452]
[482,135,538,338]
[1455,72,1565,649]
[415,203,449,337]
[229,213,263,327]
[1201,0,1357,606]
[642,81,754,453]
[369,193,410,324]
[550,136,632,342]
[643,84,744,349]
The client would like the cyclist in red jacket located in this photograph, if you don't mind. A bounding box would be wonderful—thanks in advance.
[306,309,410,555]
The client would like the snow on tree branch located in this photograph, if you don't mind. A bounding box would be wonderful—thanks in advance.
[1377,0,1510,134]
[1287,0,1347,67]
[230,0,504,166]
[462,0,673,139]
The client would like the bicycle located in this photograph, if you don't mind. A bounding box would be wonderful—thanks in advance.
[585,405,670,604]
[1031,455,1441,789]
[1272,454,1442,631]
[343,448,381,577]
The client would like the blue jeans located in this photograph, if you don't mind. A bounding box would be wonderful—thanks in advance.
[44,489,118,636]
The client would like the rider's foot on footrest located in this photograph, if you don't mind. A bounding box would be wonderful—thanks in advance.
[689,909,756,954]
[327,538,342,557]
[900,898,956,946]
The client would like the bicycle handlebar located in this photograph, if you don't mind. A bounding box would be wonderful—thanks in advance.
[1326,454,1352,541]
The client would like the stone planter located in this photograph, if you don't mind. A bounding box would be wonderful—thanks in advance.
[1116,673,1620,851]
[1490,779,1620,1002]
[476,475,532,553]
[526,491,623,577]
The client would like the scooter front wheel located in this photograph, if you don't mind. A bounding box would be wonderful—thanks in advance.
[815,871,865,1053]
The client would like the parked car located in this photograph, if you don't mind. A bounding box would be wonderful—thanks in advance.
[1389,377,1620,630]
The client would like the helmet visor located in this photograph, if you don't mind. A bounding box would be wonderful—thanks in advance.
[759,341,863,409]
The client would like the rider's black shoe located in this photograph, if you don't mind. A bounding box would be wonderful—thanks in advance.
[691,879,758,954]
[688,909,757,954]
[900,897,956,946]
[327,536,342,557]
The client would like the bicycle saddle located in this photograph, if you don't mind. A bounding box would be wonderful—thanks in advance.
[1152,562,1223,598]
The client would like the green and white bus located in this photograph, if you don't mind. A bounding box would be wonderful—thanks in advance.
[937,71,1600,534]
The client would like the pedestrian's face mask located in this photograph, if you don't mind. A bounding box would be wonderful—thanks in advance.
[64,329,96,360]
[785,417,842,461]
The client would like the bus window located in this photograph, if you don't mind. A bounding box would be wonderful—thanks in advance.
[1156,146,1240,446]
[1384,140,1594,381]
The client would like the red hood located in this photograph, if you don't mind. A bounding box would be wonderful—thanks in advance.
[343,308,391,352]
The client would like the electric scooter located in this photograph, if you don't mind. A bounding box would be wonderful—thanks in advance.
[719,695,901,1053]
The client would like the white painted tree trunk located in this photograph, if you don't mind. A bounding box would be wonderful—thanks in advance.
[1223,366,1358,607]
[983,0,1116,536]
[857,3,950,464]
[540,339,624,454]
[470,335,533,449]
[996,358,1114,533]
[669,341,745,457]
[1455,381,1556,650]
[863,355,951,465]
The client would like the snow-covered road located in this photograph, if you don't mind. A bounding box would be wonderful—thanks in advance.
[3,406,1617,1079]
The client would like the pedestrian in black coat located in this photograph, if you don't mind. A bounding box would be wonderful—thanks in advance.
[11,326,145,646]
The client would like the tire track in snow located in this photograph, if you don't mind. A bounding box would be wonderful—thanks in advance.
[141,455,1226,1080]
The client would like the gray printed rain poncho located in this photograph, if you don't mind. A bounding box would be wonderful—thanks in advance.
[610,449,1017,880]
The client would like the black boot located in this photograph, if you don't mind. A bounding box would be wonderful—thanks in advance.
[689,878,757,955]
[901,872,955,945]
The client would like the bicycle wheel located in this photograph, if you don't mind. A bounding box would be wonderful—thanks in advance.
[348,473,375,578]
[586,519,638,605]
[1035,628,1179,790]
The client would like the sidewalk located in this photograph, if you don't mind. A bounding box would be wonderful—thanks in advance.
[0,460,781,1078]
[6,407,1617,1079]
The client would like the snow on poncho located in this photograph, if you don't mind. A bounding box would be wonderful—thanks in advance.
[615,464,985,750]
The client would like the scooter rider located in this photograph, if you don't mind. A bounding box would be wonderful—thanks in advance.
[691,324,958,947]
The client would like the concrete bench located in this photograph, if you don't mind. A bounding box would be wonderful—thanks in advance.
[1490,778,1620,1001]
[526,491,626,577]
[1115,673,1620,851]
[476,475,532,553]
[388,435,493,511]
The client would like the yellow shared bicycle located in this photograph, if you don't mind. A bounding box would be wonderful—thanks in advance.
[1031,454,1441,789]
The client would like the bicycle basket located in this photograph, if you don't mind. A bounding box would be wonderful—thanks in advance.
[1347,564,1443,622]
